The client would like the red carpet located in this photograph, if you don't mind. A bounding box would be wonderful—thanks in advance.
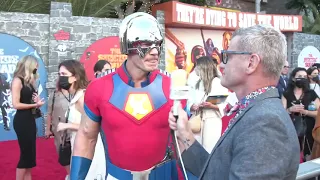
[0,138,66,180]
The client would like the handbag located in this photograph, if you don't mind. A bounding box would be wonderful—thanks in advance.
[189,110,202,133]
[33,108,42,119]
[29,83,42,119]
[59,140,71,166]
[292,114,307,137]
[189,94,207,133]
[58,108,71,166]
[291,94,307,137]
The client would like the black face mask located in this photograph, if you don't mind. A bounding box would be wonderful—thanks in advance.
[312,76,319,82]
[59,76,72,90]
[33,69,37,74]
[294,78,308,88]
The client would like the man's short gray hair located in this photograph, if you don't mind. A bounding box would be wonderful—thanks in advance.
[232,24,287,78]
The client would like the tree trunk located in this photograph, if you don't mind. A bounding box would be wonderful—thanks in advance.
[114,0,136,19]
[115,5,125,19]
[125,0,135,16]
[138,0,161,12]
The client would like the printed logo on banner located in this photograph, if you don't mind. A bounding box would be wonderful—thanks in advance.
[0,33,48,142]
[80,36,127,81]
[298,46,320,69]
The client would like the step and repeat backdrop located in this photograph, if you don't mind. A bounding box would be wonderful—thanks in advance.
[0,33,48,142]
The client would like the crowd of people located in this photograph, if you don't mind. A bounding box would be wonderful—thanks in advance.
[9,11,320,180]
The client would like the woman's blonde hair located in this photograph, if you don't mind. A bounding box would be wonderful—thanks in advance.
[195,56,219,94]
[13,55,38,85]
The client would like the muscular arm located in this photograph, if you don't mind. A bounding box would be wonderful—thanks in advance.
[11,77,37,110]
[70,87,102,180]
[70,113,100,179]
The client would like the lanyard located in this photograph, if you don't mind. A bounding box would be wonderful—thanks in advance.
[61,91,75,102]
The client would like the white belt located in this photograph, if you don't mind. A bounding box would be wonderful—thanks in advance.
[107,166,154,180]
[131,166,154,180]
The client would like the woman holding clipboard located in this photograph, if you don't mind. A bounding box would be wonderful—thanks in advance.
[187,56,229,153]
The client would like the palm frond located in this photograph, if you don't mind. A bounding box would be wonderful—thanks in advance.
[305,0,320,21]
[0,0,50,14]
[89,0,127,17]
[310,24,320,33]
[285,0,306,10]
[23,0,51,13]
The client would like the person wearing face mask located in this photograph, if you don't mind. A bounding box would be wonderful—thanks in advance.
[282,67,320,162]
[93,60,111,78]
[45,81,70,179]
[307,66,320,98]
[55,60,106,180]
[11,55,45,180]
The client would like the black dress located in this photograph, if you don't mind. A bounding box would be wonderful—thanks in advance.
[283,89,318,156]
[13,77,36,168]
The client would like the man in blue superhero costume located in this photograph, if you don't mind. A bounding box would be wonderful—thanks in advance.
[69,12,199,180]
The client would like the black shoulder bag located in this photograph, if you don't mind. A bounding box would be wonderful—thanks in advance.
[49,90,56,133]
[292,95,307,137]
[31,85,42,119]
[58,107,72,166]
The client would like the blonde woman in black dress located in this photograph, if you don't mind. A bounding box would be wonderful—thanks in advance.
[11,55,45,180]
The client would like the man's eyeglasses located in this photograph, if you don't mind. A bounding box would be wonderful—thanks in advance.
[284,66,290,68]
[221,50,252,64]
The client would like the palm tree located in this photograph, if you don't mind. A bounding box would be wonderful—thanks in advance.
[0,0,127,18]
[0,0,50,14]
[286,0,320,34]
[160,0,207,6]
[56,0,127,18]
[0,0,208,19]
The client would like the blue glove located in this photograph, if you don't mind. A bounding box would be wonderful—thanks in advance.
[70,156,92,180]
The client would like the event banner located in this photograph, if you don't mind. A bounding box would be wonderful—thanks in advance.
[174,2,302,31]
[298,46,320,69]
[165,27,231,74]
[80,36,127,81]
[0,33,48,142]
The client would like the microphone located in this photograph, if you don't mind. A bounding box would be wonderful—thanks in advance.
[169,69,189,180]
[170,69,189,119]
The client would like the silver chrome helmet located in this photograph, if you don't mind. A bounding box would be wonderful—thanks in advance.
[119,12,163,58]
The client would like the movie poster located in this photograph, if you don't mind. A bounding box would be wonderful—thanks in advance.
[80,36,127,81]
[165,28,232,74]
[0,33,48,142]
